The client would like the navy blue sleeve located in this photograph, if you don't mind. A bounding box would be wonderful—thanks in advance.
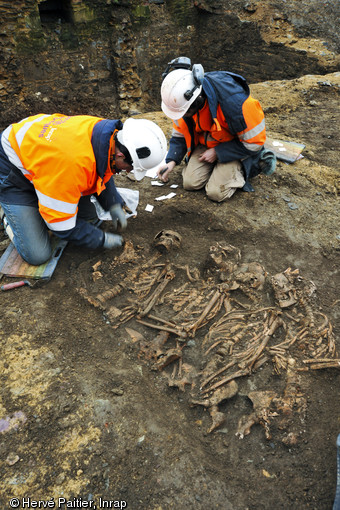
[166,135,188,165]
[214,138,261,163]
[55,219,105,249]
[96,176,124,211]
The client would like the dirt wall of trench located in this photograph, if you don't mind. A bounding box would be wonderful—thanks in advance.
[0,0,339,128]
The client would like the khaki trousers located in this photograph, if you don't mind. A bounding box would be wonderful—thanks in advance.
[182,145,245,202]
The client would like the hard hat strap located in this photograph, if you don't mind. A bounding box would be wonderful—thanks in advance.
[184,83,200,100]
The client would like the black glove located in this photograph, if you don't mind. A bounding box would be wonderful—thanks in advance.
[103,232,123,249]
[109,204,127,231]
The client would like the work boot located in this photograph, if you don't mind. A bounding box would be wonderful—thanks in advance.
[259,149,277,176]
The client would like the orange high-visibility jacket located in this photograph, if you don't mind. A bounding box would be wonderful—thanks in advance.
[166,71,266,182]
[173,95,265,155]
[1,114,118,234]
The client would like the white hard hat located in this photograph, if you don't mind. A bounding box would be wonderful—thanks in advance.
[117,118,167,181]
[161,68,203,120]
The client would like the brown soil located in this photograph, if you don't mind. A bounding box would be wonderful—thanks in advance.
[0,72,339,510]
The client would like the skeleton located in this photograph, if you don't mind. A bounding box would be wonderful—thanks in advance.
[92,270,103,281]
[107,304,136,327]
[175,264,201,282]
[185,288,225,336]
[167,362,198,392]
[271,269,298,308]
[105,305,122,322]
[153,345,183,371]
[109,239,141,269]
[77,287,105,310]
[138,268,175,317]
[191,380,239,433]
[137,316,187,339]
[95,284,124,306]
[205,242,241,280]
[273,364,307,420]
[130,266,167,300]
[153,230,182,253]
[236,363,307,442]
[200,311,282,394]
[79,239,337,441]
[271,268,317,315]
[236,390,277,440]
[137,330,170,362]
[233,262,268,300]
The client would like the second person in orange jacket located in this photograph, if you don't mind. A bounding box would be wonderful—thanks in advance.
[157,57,276,202]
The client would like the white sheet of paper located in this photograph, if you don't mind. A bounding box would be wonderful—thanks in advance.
[151,181,164,186]
[145,204,154,212]
[155,192,176,201]
[145,169,158,178]
[145,158,166,179]
[91,187,139,220]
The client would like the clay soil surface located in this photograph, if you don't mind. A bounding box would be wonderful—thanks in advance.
[0,73,339,510]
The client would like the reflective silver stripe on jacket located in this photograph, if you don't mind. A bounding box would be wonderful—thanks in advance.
[35,189,78,231]
[238,119,265,142]
[1,127,29,174]
[35,189,78,215]
[1,115,49,176]
[240,141,263,151]
[172,127,185,138]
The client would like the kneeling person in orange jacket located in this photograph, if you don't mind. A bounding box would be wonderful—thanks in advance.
[157,57,276,202]
[0,114,167,265]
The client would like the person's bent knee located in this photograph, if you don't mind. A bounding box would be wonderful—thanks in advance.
[206,186,237,202]
[19,245,52,266]
[206,188,225,202]
[183,176,204,191]
[183,179,196,191]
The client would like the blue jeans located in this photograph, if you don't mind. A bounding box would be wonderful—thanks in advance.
[1,202,52,265]
[0,196,99,265]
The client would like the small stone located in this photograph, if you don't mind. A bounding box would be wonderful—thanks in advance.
[6,453,20,465]
[56,472,66,484]
[111,388,124,396]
